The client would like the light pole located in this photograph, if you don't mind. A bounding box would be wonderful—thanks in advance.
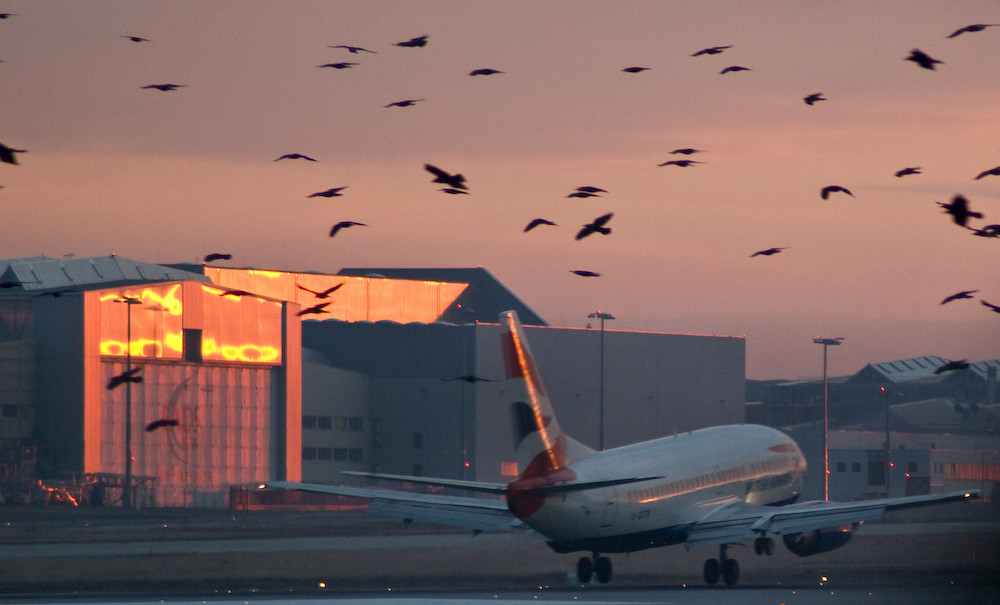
[813,336,843,501]
[588,311,615,450]
[116,296,142,508]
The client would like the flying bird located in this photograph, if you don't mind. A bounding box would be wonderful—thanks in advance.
[296,283,343,298]
[804,93,826,105]
[317,62,358,69]
[821,185,854,199]
[974,166,1000,180]
[576,212,613,240]
[567,191,602,198]
[570,270,601,277]
[934,359,970,374]
[670,148,702,155]
[121,36,150,43]
[145,419,179,432]
[274,153,317,162]
[424,164,466,190]
[218,288,254,298]
[308,187,347,198]
[0,142,27,165]
[968,224,1000,238]
[329,221,367,237]
[940,290,978,304]
[107,367,142,390]
[947,23,999,38]
[658,160,701,167]
[384,99,424,108]
[622,66,650,73]
[691,45,731,56]
[895,167,921,177]
[203,253,232,263]
[720,65,751,74]
[982,300,1000,314]
[938,194,982,226]
[328,45,376,54]
[469,68,504,76]
[575,186,607,193]
[394,35,428,48]
[297,302,332,316]
[0,13,17,19]
[443,375,495,383]
[141,84,186,91]
[524,218,557,232]
[905,49,943,70]
[750,247,787,257]
[439,188,468,195]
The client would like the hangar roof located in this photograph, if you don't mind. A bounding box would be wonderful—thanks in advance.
[0,255,210,294]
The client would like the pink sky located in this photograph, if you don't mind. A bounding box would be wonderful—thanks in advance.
[2,1,998,380]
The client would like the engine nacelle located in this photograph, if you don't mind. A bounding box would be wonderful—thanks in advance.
[782,524,855,556]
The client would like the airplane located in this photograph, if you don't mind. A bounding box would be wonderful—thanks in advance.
[267,310,979,586]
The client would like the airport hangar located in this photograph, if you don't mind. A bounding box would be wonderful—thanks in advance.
[0,255,745,507]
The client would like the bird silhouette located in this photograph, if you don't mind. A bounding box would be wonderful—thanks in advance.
[524,218,557,232]
[947,23,999,38]
[940,290,978,304]
[218,288,254,298]
[274,153,317,162]
[318,62,358,69]
[938,194,982,226]
[622,66,650,73]
[469,68,504,76]
[145,419,179,432]
[804,93,826,105]
[658,160,701,167]
[720,65,751,74]
[821,185,854,199]
[968,224,1000,238]
[121,36,150,43]
[670,148,702,155]
[107,367,142,390]
[0,142,27,165]
[691,45,731,56]
[297,302,332,316]
[570,270,601,277]
[575,186,607,193]
[895,167,921,177]
[0,13,17,19]
[424,164,467,190]
[141,84,186,91]
[308,187,347,198]
[394,35,428,48]
[934,359,970,374]
[576,213,613,240]
[330,221,367,237]
[329,45,376,54]
[203,253,232,263]
[905,49,943,70]
[974,166,1000,180]
[443,375,495,383]
[982,300,1000,314]
[567,191,602,198]
[385,99,424,108]
[296,283,343,298]
[750,247,787,257]
[439,188,468,195]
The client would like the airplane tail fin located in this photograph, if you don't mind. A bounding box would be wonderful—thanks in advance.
[499,310,594,478]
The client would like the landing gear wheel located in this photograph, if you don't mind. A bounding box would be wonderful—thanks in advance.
[595,556,613,584]
[703,558,720,585]
[754,536,774,555]
[576,556,593,583]
[721,558,740,586]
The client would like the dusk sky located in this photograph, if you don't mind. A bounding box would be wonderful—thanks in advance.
[2,1,998,380]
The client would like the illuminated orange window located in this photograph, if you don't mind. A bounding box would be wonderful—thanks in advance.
[99,284,184,359]
[201,285,282,364]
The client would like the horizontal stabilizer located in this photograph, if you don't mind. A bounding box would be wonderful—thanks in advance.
[341,471,508,494]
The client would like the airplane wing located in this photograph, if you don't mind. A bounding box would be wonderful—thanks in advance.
[265,480,517,533]
[684,489,979,547]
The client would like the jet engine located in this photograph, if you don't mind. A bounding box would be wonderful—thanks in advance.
[782,524,855,556]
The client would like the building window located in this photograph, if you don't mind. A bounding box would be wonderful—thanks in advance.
[349,448,363,463]
[501,461,519,477]
[852,462,861,473]
[302,416,316,429]
[334,448,347,461]
[349,417,363,432]
[317,448,332,460]
[317,416,332,430]
[908,462,918,474]
[836,462,846,473]
[2,405,19,418]
[868,451,886,486]
[302,447,316,460]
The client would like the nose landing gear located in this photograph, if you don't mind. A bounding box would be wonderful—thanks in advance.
[576,552,613,584]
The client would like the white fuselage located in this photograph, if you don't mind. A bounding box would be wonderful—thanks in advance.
[521,424,806,553]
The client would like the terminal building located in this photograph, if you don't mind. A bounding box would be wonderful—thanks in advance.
[0,255,746,507]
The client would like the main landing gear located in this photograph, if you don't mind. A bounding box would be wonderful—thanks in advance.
[703,536,775,586]
[576,552,612,584]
